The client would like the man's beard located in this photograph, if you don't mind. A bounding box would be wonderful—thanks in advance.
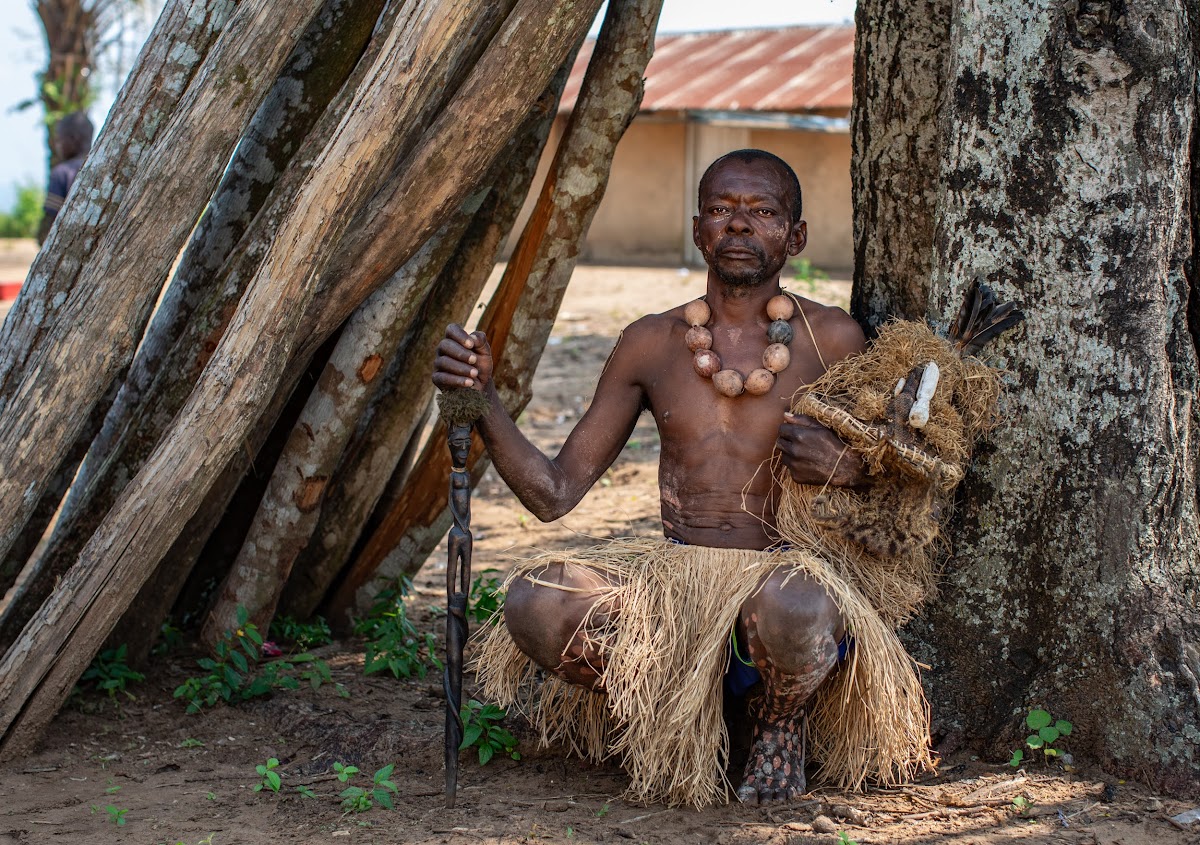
[712,242,772,287]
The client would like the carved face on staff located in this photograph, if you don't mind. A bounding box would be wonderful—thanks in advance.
[692,154,808,288]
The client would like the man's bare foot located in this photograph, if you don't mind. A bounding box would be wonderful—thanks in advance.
[735,713,807,805]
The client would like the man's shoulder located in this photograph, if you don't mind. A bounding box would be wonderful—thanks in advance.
[789,294,867,360]
[619,306,689,346]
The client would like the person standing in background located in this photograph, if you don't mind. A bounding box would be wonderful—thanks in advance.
[37,111,93,245]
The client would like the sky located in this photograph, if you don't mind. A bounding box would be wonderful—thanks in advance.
[0,0,856,209]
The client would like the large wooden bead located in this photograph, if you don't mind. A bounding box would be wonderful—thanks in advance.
[712,369,745,397]
[684,299,711,327]
[744,368,775,396]
[767,319,794,345]
[763,342,791,373]
[685,325,713,351]
[766,294,795,321]
[693,349,722,378]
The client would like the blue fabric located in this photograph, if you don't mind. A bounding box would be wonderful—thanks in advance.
[723,634,853,698]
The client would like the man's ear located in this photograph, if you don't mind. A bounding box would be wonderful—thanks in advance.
[788,220,808,256]
[692,215,701,249]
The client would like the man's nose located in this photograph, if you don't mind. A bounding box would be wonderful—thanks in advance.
[725,209,754,234]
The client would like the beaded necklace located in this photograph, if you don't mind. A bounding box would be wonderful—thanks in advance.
[686,293,796,397]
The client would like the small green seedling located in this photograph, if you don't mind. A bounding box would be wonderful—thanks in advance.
[595,803,610,818]
[1012,795,1032,811]
[104,805,128,826]
[295,784,317,799]
[334,762,397,813]
[268,615,333,651]
[253,757,281,794]
[836,832,858,845]
[459,699,520,765]
[1010,708,1072,766]
[179,738,204,749]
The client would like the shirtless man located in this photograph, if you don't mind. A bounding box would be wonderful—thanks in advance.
[433,149,868,804]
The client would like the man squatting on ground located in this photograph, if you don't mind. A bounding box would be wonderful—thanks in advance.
[433,150,868,805]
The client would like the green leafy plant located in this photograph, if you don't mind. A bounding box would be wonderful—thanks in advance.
[459,699,520,765]
[469,569,506,625]
[334,762,398,813]
[295,784,317,799]
[79,644,145,702]
[253,757,281,794]
[836,833,858,845]
[353,580,441,679]
[1009,708,1073,766]
[179,738,204,749]
[0,182,44,239]
[269,615,333,651]
[103,804,128,826]
[787,256,829,288]
[173,606,331,712]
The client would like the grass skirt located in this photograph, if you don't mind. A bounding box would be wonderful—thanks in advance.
[472,518,933,807]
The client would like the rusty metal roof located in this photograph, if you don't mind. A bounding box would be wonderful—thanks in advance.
[561,25,854,114]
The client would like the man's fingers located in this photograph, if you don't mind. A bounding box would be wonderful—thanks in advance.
[445,323,474,347]
[437,337,479,364]
[432,371,476,390]
[436,356,479,379]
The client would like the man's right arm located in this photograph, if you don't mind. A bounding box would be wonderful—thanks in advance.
[432,322,647,522]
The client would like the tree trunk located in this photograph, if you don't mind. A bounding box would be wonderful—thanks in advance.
[328,0,663,622]
[849,0,951,332]
[0,0,323,565]
[0,0,581,756]
[0,0,387,654]
[280,75,566,621]
[856,0,1200,794]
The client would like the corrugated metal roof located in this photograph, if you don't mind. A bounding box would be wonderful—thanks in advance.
[561,25,854,114]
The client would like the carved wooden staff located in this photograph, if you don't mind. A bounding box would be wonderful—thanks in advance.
[438,388,490,808]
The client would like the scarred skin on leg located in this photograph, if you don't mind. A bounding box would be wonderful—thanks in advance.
[434,150,869,804]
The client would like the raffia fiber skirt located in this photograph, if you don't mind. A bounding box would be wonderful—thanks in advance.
[472,523,934,807]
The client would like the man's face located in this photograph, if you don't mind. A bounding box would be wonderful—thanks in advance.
[692,160,806,288]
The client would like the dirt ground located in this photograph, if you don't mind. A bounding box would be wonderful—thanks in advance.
[0,254,1197,845]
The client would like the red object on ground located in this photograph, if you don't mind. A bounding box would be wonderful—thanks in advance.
[0,282,21,301]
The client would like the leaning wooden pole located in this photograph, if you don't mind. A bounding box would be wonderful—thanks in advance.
[329,0,664,618]
[0,0,325,565]
[0,0,388,652]
[280,76,565,621]
[0,0,609,758]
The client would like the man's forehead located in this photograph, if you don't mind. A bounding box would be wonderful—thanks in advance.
[701,161,791,200]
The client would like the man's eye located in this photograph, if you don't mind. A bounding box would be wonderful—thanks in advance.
[709,206,728,214]
[756,209,776,216]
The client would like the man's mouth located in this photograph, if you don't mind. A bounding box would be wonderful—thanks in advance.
[719,246,759,259]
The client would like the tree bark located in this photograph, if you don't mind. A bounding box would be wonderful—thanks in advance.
[0,0,572,757]
[0,0,387,653]
[328,0,663,622]
[849,0,951,333]
[0,0,323,565]
[864,0,1200,794]
[280,77,565,621]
